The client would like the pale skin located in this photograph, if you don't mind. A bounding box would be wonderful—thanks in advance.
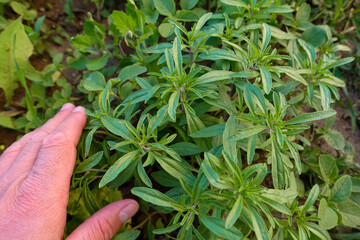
[0,103,139,240]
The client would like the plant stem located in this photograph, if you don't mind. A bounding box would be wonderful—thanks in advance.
[130,211,162,230]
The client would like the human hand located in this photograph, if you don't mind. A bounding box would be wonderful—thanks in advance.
[0,103,139,240]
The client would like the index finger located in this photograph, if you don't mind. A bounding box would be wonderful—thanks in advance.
[28,106,87,189]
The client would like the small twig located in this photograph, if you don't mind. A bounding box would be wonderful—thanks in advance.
[300,158,322,177]
[87,169,107,172]
[130,211,162,230]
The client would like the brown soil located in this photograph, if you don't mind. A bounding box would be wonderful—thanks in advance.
[314,90,360,164]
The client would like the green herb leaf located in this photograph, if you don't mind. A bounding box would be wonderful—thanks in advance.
[83,71,106,91]
[101,116,133,140]
[225,195,244,229]
[318,198,338,230]
[199,215,243,240]
[324,129,345,151]
[331,175,352,204]
[168,91,180,121]
[99,150,139,187]
[301,26,327,47]
[284,110,336,125]
[118,65,147,82]
[86,53,109,71]
[190,124,226,138]
[131,187,177,208]
[229,125,267,141]
[154,0,176,16]
[259,65,272,94]
[75,151,103,173]
[169,142,202,156]
[261,23,271,52]
[302,184,319,213]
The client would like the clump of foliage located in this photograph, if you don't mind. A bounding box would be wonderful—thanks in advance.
[0,0,360,239]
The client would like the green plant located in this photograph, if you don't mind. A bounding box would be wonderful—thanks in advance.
[1,0,360,239]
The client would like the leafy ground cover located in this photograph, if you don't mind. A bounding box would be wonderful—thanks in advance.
[0,0,360,239]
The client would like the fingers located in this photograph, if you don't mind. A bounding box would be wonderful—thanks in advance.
[0,103,76,178]
[0,131,35,176]
[29,106,87,189]
[66,200,139,240]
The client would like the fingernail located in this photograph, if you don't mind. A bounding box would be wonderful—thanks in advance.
[72,106,85,113]
[61,103,73,111]
[119,203,138,223]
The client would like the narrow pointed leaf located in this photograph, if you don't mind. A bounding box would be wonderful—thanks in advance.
[229,125,267,141]
[284,110,336,125]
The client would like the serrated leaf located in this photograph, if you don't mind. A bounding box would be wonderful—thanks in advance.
[111,10,136,35]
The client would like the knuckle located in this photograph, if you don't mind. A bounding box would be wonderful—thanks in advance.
[15,176,48,210]
[42,131,70,149]
[30,129,51,142]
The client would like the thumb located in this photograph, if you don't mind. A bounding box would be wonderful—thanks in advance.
[66,199,139,240]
